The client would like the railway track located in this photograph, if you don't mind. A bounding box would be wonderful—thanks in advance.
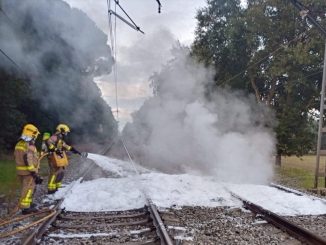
[2,152,326,245]
[2,185,326,244]
[230,191,326,245]
[270,183,326,204]
[17,200,180,244]
[0,155,180,244]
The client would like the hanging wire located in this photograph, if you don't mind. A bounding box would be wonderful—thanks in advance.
[0,48,24,73]
[106,0,119,120]
[156,0,162,13]
[219,29,312,86]
[114,1,119,120]
[113,0,142,31]
[105,1,150,202]
[0,9,27,77]
[108,0,144,34]
[105,0,143,174]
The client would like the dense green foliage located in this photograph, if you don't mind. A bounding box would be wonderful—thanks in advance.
[0,0,118,155]
[192,0,325,162]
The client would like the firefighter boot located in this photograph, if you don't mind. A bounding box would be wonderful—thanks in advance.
[47,189,57,194]
[22,204,39,215]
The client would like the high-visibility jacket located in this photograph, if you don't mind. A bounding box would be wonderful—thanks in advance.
[47,134,72,152]
[14,140,38,176]
[41,132,51,153]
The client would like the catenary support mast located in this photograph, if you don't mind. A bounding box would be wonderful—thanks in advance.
[288,0,326,189]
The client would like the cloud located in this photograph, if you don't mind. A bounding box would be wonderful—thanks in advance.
[95,27,177,127]
[64,0,207,45]
[63,0,207,127]
[98,81,149,99]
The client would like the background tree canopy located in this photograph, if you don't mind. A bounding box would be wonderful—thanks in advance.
[0,0,118,155]
[192,0,326,164]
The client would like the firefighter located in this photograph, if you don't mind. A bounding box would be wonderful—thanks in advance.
[14,124,43,214]
[46,123,86,194]
[41,132,51,154]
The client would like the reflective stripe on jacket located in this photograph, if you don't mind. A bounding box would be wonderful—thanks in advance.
[47,134,72,151]
[14,140,38,176]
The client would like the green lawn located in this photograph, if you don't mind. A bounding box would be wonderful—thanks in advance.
[0,158,48,196]
[1,155,324,196]
[276,155,326,189]
[0,159,18,196]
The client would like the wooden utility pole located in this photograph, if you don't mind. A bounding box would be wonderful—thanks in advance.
[315,42,326,189]
[288,0,326,189]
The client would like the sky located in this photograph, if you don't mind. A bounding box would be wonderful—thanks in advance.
[63,0,207,129]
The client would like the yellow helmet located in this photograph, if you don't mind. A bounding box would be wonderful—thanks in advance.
[56,124,70,134]
[42,132,51,141]
[22,124,40,139]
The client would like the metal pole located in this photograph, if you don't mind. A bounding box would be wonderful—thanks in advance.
[315,41,326,189]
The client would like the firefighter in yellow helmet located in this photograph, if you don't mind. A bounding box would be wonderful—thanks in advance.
[46,123,86,194]
[14,124,43,214]
[41,132,51,154]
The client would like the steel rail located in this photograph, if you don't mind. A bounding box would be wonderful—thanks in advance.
[231,192,326,245]
[19,150,107,244]
[0,211,56,239]
[59,211,148,220]
[53,218,151,229]
[147,199,174,245]
[0,209,51,227]
[21,200,64,245]
[21,156,98,244]
[270,183,326,204]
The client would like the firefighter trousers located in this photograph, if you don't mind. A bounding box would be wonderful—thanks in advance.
[18,175,35,209]
[48,164,64,192]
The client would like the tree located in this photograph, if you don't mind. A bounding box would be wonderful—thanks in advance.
[0,70,28,153]
[192,0,251,90]
[192,0,326,165]
[0,0,118,155]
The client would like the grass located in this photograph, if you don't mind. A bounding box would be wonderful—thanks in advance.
[1,154,324,196]
[276,155,326,190]
[0,158,49,196]
[0,159,17,196]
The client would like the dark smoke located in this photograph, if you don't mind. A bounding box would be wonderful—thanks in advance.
[0,0,118,150]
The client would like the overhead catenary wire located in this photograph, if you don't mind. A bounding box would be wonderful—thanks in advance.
[113,0,143,33]
[108,10,145,34]
[221,1,325,86]
[114,2,119,120]
[0,8,27,76]
[105,1,165,180]
[220,30,312,86]
[108,0,144,34]
[106,0,140,175]
[288,0,326,38]
[0,7,12,22]
[0,9,31,81]
[107,0,119,120]
[105,0,149,199]
[156,0,162,14]
[0,48,26,76]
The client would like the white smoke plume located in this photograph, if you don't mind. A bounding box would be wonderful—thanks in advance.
[122,46,275,184]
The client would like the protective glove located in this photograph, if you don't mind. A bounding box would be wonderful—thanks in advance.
[55,149,64,157]
[70,147,81,155]
[48,146,56,152]
[31,172,43,185]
